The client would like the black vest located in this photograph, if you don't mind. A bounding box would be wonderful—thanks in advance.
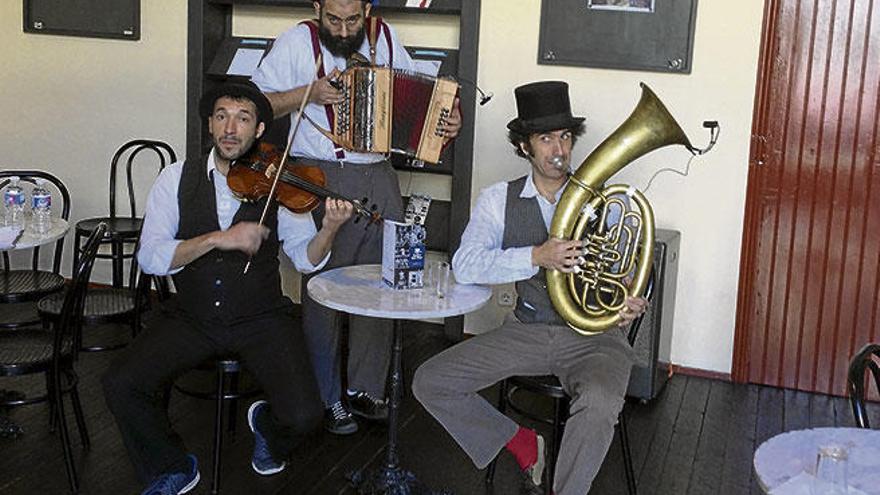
[502,176,566,325]
[172,154,285,323]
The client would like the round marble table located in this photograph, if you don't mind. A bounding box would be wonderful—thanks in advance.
[754,427,880,494]
[0,217,69,251]
[308,264,491,494]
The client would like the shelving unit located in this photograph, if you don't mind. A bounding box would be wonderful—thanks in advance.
[186,0,481,340]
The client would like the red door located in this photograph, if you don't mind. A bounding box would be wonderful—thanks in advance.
[733,0,880,396]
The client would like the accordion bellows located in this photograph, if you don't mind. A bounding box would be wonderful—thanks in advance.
[333,67,458,164]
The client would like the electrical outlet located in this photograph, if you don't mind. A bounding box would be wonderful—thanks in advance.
[497,290,515,307]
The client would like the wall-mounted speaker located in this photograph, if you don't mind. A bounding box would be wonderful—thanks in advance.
[626,228,680,402]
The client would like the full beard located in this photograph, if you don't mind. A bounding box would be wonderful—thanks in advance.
[318,23,366,59]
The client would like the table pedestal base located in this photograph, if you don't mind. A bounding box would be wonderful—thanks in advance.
[349,465,451,495]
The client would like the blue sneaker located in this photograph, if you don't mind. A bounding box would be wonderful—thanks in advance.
[141,454,200,495]
[248,400,287,475]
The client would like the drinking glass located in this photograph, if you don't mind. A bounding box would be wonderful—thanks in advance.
[812,445,848,495]
[434,261,451,298]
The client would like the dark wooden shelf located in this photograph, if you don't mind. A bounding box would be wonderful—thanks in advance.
[187,0,480,341]
[206,0,462,15]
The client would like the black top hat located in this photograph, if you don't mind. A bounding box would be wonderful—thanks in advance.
[199,81,274,131]
[506,81,585,134]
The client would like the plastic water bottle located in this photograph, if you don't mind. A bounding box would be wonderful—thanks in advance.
[31,178,52,234]
[3,176,26,230]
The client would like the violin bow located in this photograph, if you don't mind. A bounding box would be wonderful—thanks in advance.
[244,55,323,274]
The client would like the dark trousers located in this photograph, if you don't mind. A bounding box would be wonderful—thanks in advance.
[299,158,403,406]
[102,304,322,484]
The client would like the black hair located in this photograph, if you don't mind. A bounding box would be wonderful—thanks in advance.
[507,122,586,159]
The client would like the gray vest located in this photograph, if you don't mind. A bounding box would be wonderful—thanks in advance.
[502,176,566,325]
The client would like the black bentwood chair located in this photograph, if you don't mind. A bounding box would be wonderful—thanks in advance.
[72,139,176,288]
[0,223,106,494]
[486,273,656,495]
[847,343,880,429]
[0,170,71,329]
[37,241,151,352]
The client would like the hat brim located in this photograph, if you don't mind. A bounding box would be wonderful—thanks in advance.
[507,115,585,135]
[199,82,274,131]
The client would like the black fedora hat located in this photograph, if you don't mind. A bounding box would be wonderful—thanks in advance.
[507,81,585,134]
[199,80,274,131]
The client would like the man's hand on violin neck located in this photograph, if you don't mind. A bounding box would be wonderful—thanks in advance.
[214,222,270,255]
[322,198,354,232]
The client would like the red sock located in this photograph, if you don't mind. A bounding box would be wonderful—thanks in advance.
[505,426,538,471]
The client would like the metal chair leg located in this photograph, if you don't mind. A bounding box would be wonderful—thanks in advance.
[227,371,239,436]
[68,373,90,450]
[54,372,79,493]
[485,379,510,488]
[618,410,637,495]
[212,365,226,494]
[46,372,57,432]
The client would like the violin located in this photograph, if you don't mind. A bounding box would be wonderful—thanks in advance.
[227,141,382,224]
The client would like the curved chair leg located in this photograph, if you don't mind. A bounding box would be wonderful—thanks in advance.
[54,372,79,493]
[618,410,637,495]
[68,372,90,450]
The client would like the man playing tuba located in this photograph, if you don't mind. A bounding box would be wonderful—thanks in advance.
[412,81,648,494]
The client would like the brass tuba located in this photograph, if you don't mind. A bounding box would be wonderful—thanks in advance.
[547,83,696,335]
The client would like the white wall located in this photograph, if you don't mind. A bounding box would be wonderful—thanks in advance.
[1,0,766,375]
[0,0,187,283]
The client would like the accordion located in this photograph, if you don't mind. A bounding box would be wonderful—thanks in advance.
[331,67,458,165]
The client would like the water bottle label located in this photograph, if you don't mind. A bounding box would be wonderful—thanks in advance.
[4,189,24,207]
[33,193,51,209]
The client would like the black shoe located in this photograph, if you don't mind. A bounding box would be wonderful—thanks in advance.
[346,389,388,421]
[324,401,358,435]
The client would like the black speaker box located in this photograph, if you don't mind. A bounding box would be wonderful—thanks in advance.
[625,228,680,402]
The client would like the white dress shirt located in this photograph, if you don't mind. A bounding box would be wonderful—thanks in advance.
[452,172,563,286]
[251,22,418,164]
[137,150,329,276]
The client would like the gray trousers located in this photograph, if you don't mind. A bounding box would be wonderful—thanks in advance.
[412,316,635,495]
[300,158,403,406]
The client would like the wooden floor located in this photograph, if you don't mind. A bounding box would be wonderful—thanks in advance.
[1,321,878,495]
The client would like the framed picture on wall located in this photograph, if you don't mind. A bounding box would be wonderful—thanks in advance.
[23,0,140,41]
[539,0,697,73]
[587,0,655,13]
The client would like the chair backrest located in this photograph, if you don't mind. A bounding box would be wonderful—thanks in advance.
[0,170,71,274]
[54,223,106,366]
[109,139,177,219]
[847,343,880,428]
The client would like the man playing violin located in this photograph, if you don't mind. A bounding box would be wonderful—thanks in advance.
[102,81,353,495]
[251,0,462,436]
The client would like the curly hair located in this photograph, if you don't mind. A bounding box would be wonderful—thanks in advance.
[507,123,586,159]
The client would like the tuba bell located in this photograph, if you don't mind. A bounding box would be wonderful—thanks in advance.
[547,83,697,335]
